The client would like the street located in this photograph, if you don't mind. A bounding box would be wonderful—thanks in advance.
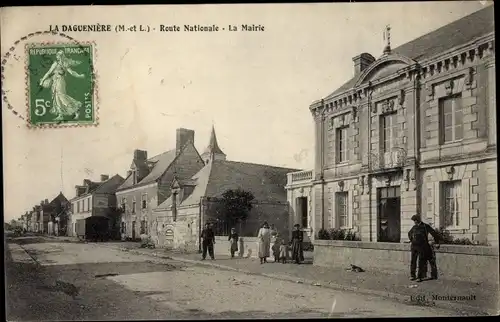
[6,236,457,320]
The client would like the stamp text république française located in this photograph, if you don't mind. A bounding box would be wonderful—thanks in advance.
[49,24,265,33]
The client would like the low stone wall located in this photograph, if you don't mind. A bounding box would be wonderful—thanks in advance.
[313,240,499,283]
[214,236,261,258]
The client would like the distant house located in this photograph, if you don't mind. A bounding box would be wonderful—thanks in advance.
[115,128,205,241]
[38,193,68,235]
[153,128,300,251]
[67,174,125,238]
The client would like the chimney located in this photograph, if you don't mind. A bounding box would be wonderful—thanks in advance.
[44,199,49,205]
[133,149,148,161]
[100,174,109,182]
[83,179,92,186]
[352,53,375,76]
[176,128,195,156]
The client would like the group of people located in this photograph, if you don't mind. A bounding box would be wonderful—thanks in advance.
[199,221,306,264]
[257,222,304,264]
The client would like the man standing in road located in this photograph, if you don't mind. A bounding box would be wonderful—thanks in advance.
[408,214,441,282]
[201,223,215,260]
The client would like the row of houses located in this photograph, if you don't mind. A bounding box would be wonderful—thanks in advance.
[19,6,497,252]
[19,126,300,251]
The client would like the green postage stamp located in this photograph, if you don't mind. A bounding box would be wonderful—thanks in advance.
[26,43,96,127]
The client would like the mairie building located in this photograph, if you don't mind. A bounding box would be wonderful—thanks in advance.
[286,6,497,245]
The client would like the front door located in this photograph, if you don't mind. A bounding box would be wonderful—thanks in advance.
[132,221,136,240]
[377,186,401,243]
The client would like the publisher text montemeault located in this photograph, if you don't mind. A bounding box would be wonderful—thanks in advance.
[432,295,476,301]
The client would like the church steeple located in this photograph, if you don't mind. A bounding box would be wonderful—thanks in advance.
[201,125,226,164]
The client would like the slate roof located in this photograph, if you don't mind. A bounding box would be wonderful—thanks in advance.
[117,149,177,190]
[157,160,301,209]
[70,174,124,201]
[327,5,494,98]
[93,174,125,194]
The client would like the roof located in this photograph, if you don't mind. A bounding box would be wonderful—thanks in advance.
[71,174,124,201]
[43,192,68,210]
[157,160,301,208]
[117,149,177,190]
[93,174,125,194]
[202,125,226,156]
[327,5,494,98]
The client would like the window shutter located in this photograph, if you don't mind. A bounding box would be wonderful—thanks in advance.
[433,182,441,227]
[332,190,337,229]
[461,179,471,230]
[347,191,353,229]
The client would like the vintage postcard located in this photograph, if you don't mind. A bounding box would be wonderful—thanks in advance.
[2,2,498,320]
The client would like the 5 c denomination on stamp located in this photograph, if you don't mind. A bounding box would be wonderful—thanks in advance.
[26,42,96,126]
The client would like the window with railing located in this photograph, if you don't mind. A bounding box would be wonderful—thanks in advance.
[381,113,398,153]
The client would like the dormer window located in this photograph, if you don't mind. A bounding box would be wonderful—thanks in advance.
[132,170,137,184]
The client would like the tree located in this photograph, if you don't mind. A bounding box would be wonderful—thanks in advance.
[220,188,255,228]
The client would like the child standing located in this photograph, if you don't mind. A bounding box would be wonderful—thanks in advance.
[279,239,288,264]
[272,234,281,262]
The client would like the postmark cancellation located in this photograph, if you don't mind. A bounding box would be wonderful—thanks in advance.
[25,42,97,127]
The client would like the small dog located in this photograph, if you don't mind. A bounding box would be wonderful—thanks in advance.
[347,264,365,272]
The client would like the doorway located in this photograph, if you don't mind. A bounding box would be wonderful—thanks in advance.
[377,186,401,243]
[132,221,136,240]
[296,197,308,228]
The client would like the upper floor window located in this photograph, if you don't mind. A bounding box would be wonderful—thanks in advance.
[132,200,136,213]
[440,94,463,144]
[442,180,461,228]
[336,192,348,228]
[336,126,349,163]
[87,198,91,211]
[142,194,147,209]
[382,113,398,153]
[77,201,80,213]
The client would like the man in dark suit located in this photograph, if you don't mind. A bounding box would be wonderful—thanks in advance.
[201,223,215,260]
[408,214,440,282]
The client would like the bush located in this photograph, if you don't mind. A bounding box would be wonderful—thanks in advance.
[434,227,488,246]
[317,228,360,241]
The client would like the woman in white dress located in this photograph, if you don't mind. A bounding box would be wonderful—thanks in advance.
[39,50,85,121]
[257,222,271,264]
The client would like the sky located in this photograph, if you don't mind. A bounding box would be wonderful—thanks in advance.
[1,1,490,221]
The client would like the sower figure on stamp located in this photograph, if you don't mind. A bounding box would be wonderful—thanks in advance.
[201,223,215,260]
[39,50,85,121]
[408,214,440,282]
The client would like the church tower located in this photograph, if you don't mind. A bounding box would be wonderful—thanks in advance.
[201,125,226,164]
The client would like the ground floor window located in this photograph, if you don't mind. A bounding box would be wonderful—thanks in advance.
[442,180,462,228]
[335,192,348,228]
[140,220,147,235]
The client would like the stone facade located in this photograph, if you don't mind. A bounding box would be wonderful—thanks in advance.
[289,8,496,245]
[153,197,290,251]
[116,129,204,241]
